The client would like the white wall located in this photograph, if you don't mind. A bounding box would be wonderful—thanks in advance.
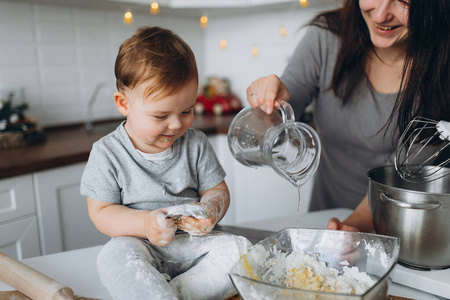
[0,0,337,127]
[0,0,203,126]
[202,5,328,105]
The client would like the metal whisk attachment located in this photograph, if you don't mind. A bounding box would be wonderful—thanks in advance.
[395,117,450,182]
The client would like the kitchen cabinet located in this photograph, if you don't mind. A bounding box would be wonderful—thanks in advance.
[0,163,110,258]
[209,134,313,225]
[0,174,40,260]
[34,163,110,255]
[0,174,36,224]
[0,217,40,260]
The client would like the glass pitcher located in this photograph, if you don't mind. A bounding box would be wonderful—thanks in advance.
[227,101,321,187]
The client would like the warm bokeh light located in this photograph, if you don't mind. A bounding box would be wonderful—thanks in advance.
[219,39,227,50]
[251,46,259,58]
[299,0,309,8]
[279,26,287,37]
[150,2,160,15]
[123,11,133,24]
[200,15,208,28]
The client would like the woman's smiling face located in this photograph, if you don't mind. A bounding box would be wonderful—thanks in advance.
[360,0,409,50]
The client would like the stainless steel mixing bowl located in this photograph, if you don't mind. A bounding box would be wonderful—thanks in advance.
[229,228,400,300]
[368,166,450,270]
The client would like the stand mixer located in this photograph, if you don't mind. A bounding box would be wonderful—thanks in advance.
[384,116,450,298]
[395,116,450,182]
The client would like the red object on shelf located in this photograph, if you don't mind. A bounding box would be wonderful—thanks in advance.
[195,93,242,116]
[195,76,242,116]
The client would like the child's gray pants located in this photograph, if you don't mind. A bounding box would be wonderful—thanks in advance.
[97,231,252,300]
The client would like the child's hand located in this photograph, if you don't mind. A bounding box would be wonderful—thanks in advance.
[175,202,216,235]
[176,189,228,236]
[144,209,177,246]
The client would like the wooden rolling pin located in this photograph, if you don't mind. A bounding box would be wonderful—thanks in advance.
[0,252,75,300]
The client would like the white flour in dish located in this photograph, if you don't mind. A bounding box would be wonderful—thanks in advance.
[251,245,376,295]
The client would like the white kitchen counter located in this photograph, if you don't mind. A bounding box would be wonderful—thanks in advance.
[235,207,353,232]
[0,209,442,299]
[0,245,109,299]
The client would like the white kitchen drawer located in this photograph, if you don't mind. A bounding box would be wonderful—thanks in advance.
[0,174,36,224]
[0,216,41,260]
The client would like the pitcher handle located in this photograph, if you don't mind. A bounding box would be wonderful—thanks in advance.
[276,100,295,123]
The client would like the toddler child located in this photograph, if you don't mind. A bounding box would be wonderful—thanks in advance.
[80,26,251,300]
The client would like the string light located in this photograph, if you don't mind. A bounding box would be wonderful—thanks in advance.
[219,39,227,50]
[251,46,259,58]
[150,2,160,15]
[199,15,208,29]
[299,0,309,8]
[212,1,317,58]
[123,11,133,24]
[279,26,287,37]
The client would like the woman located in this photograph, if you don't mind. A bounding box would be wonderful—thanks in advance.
[247,0,450,232]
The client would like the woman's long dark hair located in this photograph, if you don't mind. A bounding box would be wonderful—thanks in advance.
[310,0,450,135]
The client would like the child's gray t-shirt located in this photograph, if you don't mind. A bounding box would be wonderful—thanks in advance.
[80,124,226,211]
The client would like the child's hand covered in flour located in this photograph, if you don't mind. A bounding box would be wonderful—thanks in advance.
[145,209,177,246]
[176,189,229,236]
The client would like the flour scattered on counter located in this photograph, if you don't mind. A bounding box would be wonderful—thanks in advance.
[254,246,376,295]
